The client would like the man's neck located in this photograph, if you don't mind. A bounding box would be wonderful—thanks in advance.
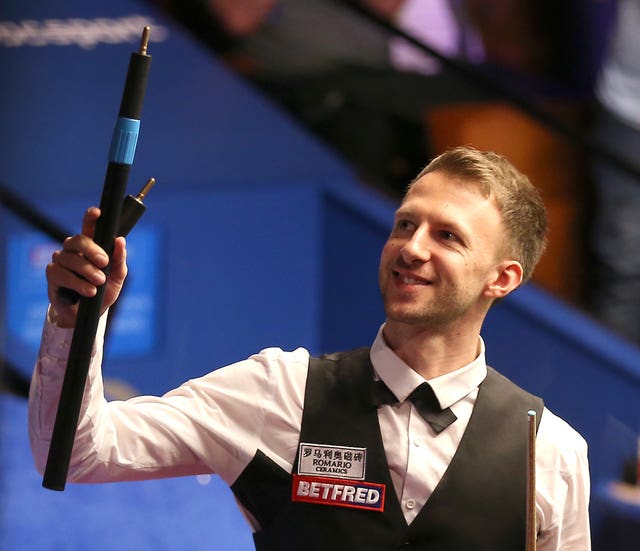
[382,321,482,380]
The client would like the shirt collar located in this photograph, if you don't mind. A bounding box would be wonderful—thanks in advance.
[370,325,487,409]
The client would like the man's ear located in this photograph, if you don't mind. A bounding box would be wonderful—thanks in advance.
[485,260,524,299]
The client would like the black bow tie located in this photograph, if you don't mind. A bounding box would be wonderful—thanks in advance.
[371,379,457,434]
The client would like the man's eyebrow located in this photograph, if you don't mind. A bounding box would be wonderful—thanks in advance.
[395,206,467,230]
[394,205,415,218]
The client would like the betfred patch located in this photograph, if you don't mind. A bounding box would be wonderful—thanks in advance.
[292,474,385,512]
[298,443,366,480]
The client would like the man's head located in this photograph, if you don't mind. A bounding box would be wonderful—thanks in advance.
[409,146,548,284]
[379,146,548,333]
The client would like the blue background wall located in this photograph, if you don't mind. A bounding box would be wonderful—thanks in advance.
[2,1,640,549]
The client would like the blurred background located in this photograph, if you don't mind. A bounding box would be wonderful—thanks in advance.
[1,0,639,549]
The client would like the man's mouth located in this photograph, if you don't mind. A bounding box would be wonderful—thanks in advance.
[393,270,431,285]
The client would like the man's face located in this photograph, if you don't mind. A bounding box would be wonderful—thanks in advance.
[379,171,509,329]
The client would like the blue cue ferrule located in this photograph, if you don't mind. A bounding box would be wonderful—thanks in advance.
[109,116,140,164]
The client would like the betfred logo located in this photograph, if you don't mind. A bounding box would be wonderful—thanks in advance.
[292,474,385,512]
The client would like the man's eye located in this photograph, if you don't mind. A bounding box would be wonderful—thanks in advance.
[440,230,458,242]
[397,220,415,231]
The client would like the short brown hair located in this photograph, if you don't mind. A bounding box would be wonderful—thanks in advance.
[409,146,547,284]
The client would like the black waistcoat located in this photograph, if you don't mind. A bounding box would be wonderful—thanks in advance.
[231,348,543,551]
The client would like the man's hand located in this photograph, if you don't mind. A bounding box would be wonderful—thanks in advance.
[46,207,128,328]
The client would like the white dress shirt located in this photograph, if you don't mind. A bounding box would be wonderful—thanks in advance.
[29,315,591,549]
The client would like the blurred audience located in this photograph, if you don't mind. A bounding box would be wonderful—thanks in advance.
[588,0,640,344]
[153,0,505,194]
[208,0,496,195]
[151,0,573,196]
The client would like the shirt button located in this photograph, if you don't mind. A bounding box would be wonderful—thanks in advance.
[413,439,422,447]
[405,499,416,510]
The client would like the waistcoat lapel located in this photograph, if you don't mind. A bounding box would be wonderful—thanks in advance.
[406,366,544,549]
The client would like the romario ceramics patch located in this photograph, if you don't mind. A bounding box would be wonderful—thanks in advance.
[292,474,385,512]
[298,443,366,479]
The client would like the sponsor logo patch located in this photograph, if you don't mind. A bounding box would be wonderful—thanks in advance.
[292,474,385,512]
[298,443,366,480]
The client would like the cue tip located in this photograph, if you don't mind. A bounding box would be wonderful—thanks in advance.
[139,27,151,55]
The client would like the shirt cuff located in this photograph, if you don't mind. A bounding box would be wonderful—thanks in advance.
[40,305,108,361]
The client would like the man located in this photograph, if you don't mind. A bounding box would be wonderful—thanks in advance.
[29,147,590,549]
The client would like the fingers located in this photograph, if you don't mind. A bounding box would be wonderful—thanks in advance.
[48,246,106,297]
[61,233,109,268]
[48,210,110,302]
[110,237,128,283]
[81,207,101,238]
[101,237,128,310]
[46,242,106,323]
[45,207,130,327]
[46,227,109,326]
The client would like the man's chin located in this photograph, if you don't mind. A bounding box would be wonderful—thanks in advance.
[384,304,457,329]
[384,307,431,325]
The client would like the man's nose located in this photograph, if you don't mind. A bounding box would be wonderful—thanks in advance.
[400,230,431,264]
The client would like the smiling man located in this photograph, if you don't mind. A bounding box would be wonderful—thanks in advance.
[379,149,543,378]
[29,146,590,550]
